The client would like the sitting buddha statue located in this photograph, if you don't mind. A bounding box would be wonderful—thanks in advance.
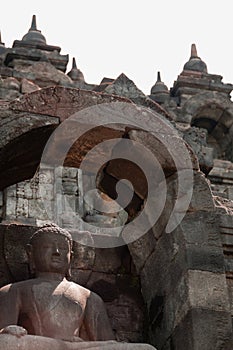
[0,224,156,350]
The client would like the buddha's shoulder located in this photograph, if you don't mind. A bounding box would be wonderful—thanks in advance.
[65,281,91,298]
[65,281,103,304]
[0,279,34,296]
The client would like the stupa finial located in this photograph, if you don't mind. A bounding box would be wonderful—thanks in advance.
[30,15,37,31]
[72,57,77,70]
[157,71,161,82]
[191,43,198,58]
[0,31,5,46]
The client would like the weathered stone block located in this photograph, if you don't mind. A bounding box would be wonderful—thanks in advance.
[62,167,78,179]
[72,240,95,270]
[147,269,231,349]
[0,66,13,78]
[54,193,64,214]
[86,271,117,301]
[21,78,40,94]
[188,270,230,312]
[140,230,185,304]
[16,198,28,217]
[16,186,25,198]
[178,211,222,247]
[172,308,232,350]
[0,192,3,207]
[189,171,214,211]
[0,224,35,284]
[127,229,157,272]
[71,268,92,287]
[12,70,35,80]
[60,212,82,229]
[5,197,16,218]
[225,187,233,200]
[38,169,54,184]
[148,271,190,349]
[186,244,225,273]
[63,194,77,212]
[28,199,53,220]
[220,214,233,228]
[54,166,63,179]
[22,182,33,199]
[39,184,54,201]
[93,247,124,273]
[62,180,77,195]
[107,292,145,343]
[5,185,16,198]
[221,232,233,246]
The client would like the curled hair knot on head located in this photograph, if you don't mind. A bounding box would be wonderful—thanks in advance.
[29,223,73,248]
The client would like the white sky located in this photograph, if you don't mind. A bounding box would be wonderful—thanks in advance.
[1,0,233,95]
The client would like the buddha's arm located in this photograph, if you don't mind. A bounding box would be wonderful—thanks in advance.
[0,284,20,329]
[82,292,115,341]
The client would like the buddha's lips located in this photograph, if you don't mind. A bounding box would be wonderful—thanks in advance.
[51,257,62,263]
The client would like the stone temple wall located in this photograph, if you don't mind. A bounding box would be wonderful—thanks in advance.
[2,166,83,228]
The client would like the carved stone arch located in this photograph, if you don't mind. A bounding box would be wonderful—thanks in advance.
[182,91,233,161]
[0,124,58,190]
[182,91,233,118]
[0,86,131,190]
[96,123,232,349]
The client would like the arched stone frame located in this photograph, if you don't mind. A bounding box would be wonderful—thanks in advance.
[181,91,233,162]
[0,86,132,190]
[97,128,232,349]
[0,87,232,349]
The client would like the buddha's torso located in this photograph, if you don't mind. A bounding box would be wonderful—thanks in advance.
[17,278,89,340]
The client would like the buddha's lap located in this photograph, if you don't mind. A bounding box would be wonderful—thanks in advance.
[0,334,156,350]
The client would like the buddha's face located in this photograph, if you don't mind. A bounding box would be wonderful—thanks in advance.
[31,233,72,275]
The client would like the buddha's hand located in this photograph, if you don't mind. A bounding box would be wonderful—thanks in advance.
[0,325,28,338]
[73,336,84,342]
[63,336,84,343]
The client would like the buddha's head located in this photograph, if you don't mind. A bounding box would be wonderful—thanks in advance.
[27,223,73,278]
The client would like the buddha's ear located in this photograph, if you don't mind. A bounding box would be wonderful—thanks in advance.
[66,266,72,280]
[26,244,35,276]
[65,247,73,280]
[26,243,32,256]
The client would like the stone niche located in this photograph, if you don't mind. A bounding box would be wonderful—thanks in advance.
[0,223,146,343]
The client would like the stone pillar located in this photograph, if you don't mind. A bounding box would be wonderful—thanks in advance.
[129,171,233,349]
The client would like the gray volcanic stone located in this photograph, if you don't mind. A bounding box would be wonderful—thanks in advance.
[21,61,73,87]
[21,78,40,93]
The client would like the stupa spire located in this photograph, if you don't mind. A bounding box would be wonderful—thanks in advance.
[30,15,37,31]
[0,31,5,46]
[72,57,77,70]
[157,71,161,82]
[191,43,198,58]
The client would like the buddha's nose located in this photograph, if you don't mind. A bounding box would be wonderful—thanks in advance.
[52,245,60,256]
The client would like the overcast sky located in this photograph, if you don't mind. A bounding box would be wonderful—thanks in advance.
[1,0,232,95]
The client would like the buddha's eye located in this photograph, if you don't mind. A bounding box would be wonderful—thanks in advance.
[42,244,52,249]
[58,246,68,251]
